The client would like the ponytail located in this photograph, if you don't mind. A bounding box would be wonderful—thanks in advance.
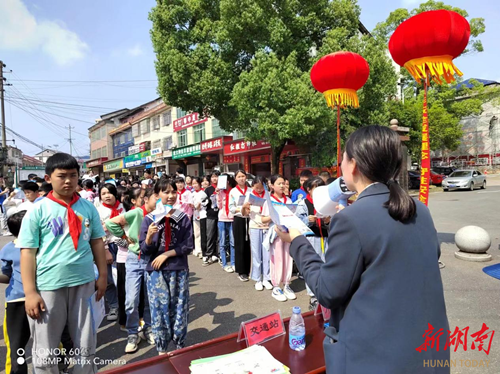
[384,180,416,222]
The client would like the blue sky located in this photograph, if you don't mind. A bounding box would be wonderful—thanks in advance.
[0,0,498,157]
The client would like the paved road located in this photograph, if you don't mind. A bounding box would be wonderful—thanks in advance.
[1,176,499,373]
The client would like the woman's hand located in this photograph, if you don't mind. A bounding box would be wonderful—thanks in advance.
[274,226,301,243]
[105,249,113,265]
[323,216,331,224]
[336,204,346,213]
[308,215,316,223]
[152,253,169,270]
[147,222,159,238]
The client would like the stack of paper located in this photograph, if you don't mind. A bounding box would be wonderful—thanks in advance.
[189,345,290,374]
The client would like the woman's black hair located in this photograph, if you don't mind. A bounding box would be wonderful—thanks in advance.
[304,176,325,192]
[154,177,177,194]
[202,176,210,183]
[252,175,267,187]
[99,183,119,202]
[269,174,284,185]
[191,176,202,185]
[235,169,246,178]
[210,170,221,178]
[45,153,80,175]
[174,176,185,184]
[122,187,142,211]
[143,187,155,199]
[8,210,26,237]
[83,179,94,189]
[345,125,416,222]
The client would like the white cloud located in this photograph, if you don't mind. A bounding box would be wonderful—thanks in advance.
[401,0,421,7]
[0,0,89,66]
[127,44,144,57]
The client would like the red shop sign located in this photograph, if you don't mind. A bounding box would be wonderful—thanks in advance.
[237,311,285,347]
[223,155,240,164]
[224,140,271,155]
[250,154,271,164]
[173,112,208,132]
[201,138,224,152]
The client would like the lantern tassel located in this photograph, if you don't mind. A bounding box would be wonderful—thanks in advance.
[323,88,359,109]
[404,55,463,85]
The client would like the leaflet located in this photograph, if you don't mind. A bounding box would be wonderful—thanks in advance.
[246,193,266,207]
[217,175,228,190]
[264,190,313,235]
[150,200,176,223]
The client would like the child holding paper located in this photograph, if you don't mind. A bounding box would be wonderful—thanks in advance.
[216,174,236,272]
[19,153,107,374]
[191,177,207,259]
[140,178,193,353]
[229,170,252,282]
[174,177,193,218]
[269,174,296,302]
[105,188,157,353]
[248,176,273,291]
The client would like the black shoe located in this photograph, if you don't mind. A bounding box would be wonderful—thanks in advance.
[238,274,249,282]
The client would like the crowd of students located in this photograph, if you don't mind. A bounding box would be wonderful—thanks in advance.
[0,152,336,374]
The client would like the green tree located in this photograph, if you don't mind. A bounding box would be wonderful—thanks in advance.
[150,0,397,172]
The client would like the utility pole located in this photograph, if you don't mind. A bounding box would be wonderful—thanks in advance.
[0,61,6,149]
[68,125,74,155]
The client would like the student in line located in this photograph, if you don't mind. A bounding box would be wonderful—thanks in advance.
[140,178,193,353]
[202,172,220,265]
[229,170,252,282]
[80,179,96,202]
[248,176,273,291]
[17,181,39,213]
[19,153,107,374]
[216,174,236,272]
[191,177,207,259]
[291,169,313,202]
[174,177,193,219]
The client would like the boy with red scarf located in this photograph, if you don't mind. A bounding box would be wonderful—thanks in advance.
[18,153,107,374]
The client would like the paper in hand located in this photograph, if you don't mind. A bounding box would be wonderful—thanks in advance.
[88,291,106,334]
[237,195,245,206]
[217,175,228,190]
[246,193,266,207]
[150,199,176,223]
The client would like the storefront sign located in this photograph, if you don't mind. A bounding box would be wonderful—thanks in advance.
[103,159,124,172]
[250,155,271,164]
[122,169,130,173]
[173,112,208,132]
[87,158,108,168]
[151,148,162,156]
[145,163,153,169]
[139,142,148,152]
[244,156,250,173]
[223,155,241,164]
[172,144,201,159]
[223,140,270,155]
[21,166,45,170]
[201,138,223,152]
[128,145,140,155]
[124,151,151,168]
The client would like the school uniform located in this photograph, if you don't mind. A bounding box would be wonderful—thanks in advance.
[174,188,193,219]
[269,194,293,287]
[290,183,449,374]
[248,193,271,283]
[217,190,235,267]
[192,189,208,257]
[229,185,252,276]
[140,210,193,352]
[202,185,219,260]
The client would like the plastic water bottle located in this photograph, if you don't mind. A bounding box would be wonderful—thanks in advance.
[289,306,306,351]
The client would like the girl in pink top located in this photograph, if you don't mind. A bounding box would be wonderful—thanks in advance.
[173,177,194,218]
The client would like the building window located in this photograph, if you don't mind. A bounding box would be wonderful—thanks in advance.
[91,150,97,159]
[152,116,160,130]
[114,137,119,146]
[141,119,150,135]
[102,146,107,158]
[176,108,186,119]
[163,111,172,126]
[120,134,125,144]
[212,119,230,138]
[177,130,187,147]
[132,124,139,137]
[100,127,106,139]
[96,148,102,158]
[163,136,173,150]
[193,123,206,143]
[152,139,162,149]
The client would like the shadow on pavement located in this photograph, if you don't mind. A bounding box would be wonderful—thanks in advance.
[438,232,455,245]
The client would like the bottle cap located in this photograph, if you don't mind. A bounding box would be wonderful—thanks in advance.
[293,306,301,314]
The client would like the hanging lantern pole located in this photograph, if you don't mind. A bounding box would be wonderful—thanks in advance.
[337,105,342,177]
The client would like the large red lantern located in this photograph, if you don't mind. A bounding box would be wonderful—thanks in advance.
[310,52,370,176]
[388,10,470,205]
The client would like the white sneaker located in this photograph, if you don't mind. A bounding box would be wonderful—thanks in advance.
[211,255,219,262]
[255,281,264,291]
[283,285,297,300]
[125,334,141,353]
[231,266,236,272]
[272,287,287,302]
[224,265,234,273]
[263,280,273,290]
[107,308,118,321]
[139,326,155,345]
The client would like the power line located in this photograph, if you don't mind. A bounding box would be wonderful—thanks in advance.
[4,95,120,111]
[8,79,157,83]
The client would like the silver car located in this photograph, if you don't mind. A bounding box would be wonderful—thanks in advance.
[442,170,486,191]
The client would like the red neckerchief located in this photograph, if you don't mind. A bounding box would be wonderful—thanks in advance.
[140,205,148,217]
[102,200,123,218]
[178,188,186,202]
[211,184,217,189]
[236,185,247,196]
[253,190,265,212]
[306,194,324,240]
[300,186,306,192]
[224,188,232,216]
[271,194,287,204]
[85,188,93,192]
[164,217,171,252]
[46,191,81,251]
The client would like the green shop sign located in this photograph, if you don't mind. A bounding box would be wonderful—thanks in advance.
[124,150,151,168]
[172,144,201,159]
[103,159,124,172]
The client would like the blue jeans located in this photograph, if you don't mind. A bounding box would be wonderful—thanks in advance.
[218,221,235,267]
[250,228,270,282]
[125,251,151,335]
[105,263,118,309]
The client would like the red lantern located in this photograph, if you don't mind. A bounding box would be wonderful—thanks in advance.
[310,52,370,176]
[389,10,470,85]
[388,10,470,206]
[310,52,370,109]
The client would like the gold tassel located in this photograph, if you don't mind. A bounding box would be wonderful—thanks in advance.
[403,55,463,85]
[322,88,359,109]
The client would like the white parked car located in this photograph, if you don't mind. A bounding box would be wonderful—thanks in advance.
[442,170,486,191]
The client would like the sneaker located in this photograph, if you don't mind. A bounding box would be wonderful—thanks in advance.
[231,266,236,272]
[125,334,141,353]
[211,255,219,263]
[139,327,155,345]
[255,281,264,291]
[120,325,127,332]
[238,274,249,282]
[283,285,297,300]
[297,272,304,280]
[263,280,273,290]
[224,265,234,273]
[107,308,118,321]
[202,257,210,266]
[272,287,287,302]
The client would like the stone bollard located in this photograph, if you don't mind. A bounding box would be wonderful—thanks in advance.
[454,226,492,262]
